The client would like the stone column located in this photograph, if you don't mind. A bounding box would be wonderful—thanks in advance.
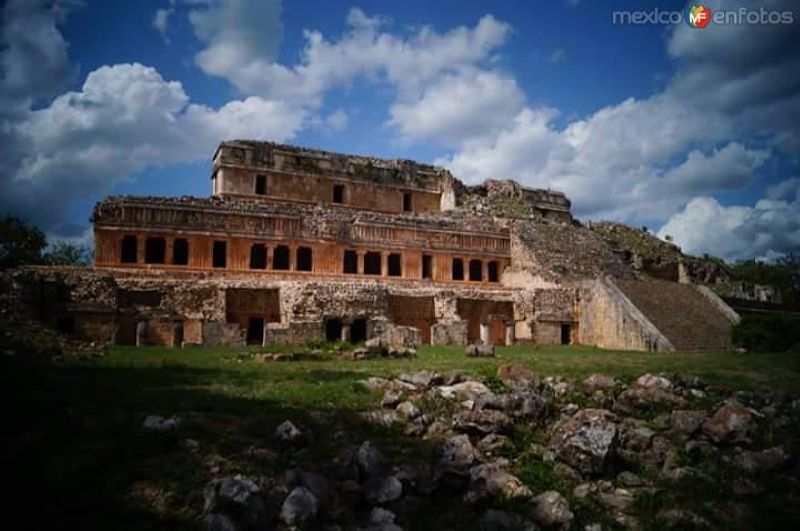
[480,321,490,345]
[505,321,515,346]
[357,252,364,274]
[288,246,296,271]
[341,323,351,342]
[381,252,388,277]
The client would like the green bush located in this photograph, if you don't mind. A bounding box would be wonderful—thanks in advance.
[732,313,800,352]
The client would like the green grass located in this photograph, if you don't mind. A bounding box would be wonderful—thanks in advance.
[4,344,800,529]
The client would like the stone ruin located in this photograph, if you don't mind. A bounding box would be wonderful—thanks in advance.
[2,140,741,352]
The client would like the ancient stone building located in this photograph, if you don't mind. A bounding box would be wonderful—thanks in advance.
[9,140,740,351]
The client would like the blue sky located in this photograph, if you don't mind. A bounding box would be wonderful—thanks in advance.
[1,0,798,261]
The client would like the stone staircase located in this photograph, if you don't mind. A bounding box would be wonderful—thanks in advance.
[615,279,734,351]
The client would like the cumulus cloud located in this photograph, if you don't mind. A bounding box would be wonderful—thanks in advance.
[1,63,304,235]
[657,192,800,261]
[389,71,524,146]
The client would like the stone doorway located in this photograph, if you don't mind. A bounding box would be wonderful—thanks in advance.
[351,318,367,343]
[325,318,343,342]
[489,319,506,346]
[246,317,264,345]
[560,323,572,345]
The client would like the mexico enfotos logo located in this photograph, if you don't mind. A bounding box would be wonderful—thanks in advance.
[613,4,794,27]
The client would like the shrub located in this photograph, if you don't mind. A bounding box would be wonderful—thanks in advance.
[732,313,800,352]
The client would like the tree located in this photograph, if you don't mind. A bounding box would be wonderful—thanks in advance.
[0,217,47,269]
[43,241,92,266]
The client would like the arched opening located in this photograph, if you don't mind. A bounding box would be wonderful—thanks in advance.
[351,318,367,343]
[296,247,313,271]
[135,321,147,347]
[325,318,343,342]
[172,322,184,348]
[488,261,499,282]
[145,237,166,264]
[121,235,137,263]
[332,184,345,204]
[452,258,464,281]
[364,252,381,275]
[272,245,290,270]
[249,244,267,269]
[387,253,402,277]
[173,238,189,265]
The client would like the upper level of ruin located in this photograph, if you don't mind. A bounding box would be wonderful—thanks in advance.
[211,140,572,221]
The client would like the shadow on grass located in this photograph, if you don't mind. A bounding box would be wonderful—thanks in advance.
[1,354,461,531]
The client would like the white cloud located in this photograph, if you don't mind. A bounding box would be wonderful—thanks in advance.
[388,70,524,146]
[2,63,304,234]
[766,176,800,200]
[657,193,800,261]
[324,108,349,132]
[152,8,174,41]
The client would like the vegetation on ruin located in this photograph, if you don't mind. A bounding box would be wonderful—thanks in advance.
[4,344,800,529]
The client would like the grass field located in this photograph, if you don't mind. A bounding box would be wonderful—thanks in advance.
[4,345,800,529]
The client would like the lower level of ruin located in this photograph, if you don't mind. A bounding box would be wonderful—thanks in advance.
[8,265,739,352]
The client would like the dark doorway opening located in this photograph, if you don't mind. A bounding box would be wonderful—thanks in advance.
[351,318,367,343]
[332,184,345,204]
[452,258,464,280]
[57,315,75,335]
[560,323,571,345]
[325,318,343,342]
[213,241,227,268]
[255,174,267,195]
[173,238,189,265]
[247,317,264,345]
[364,252,381,275]
[422,254,432,279]
[172,322,184,348]
[469,259,483,281]
[145,237,166,264]
[121,235,137,263]
[343,250,358,274]
[402,192,412,212]
[250,244,267,269]
[387,253,402,277]
[296,247,313,271]
[273,245,289,270]
[488,261,499,282]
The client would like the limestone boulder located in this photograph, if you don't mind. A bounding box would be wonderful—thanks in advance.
[549,409,618,475]
[702,400,757,443]
[440,434,480,468]
[466,344,496,357]
[280,486,319,527]
[530,490,573,528]
[497,364,539,389]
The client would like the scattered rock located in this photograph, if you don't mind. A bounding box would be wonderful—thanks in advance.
[583,374,616,393]
[142,414,180,431]
[280,486,319,526]
[454,409,512,435]
[530,490,573,528]
[549,409,618,475]
[670,410,706,437]
[635,373,672,390]
[733,446,786,473]
[357,441,391,478]
[497,364,539,389]
[466,461,532,502]
[466,344,496,357]
[479,509,539,531]
[203,475,267,530]
[395,401,421,420]
[362,507,403,531]
[702,400,757,443]
[398,370,441,388]
[438,381,495,402]
[274,420,304,444]
[363,475,403,504]
[440,434,480,468]
[381,390,402,408]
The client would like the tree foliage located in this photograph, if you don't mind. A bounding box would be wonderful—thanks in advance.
[732,253,800,306]
[0,217,91,269]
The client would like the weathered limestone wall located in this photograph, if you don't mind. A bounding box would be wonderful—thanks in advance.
[576,278,673,352]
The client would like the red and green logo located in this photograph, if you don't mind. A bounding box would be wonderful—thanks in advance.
[687,5,712,28]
